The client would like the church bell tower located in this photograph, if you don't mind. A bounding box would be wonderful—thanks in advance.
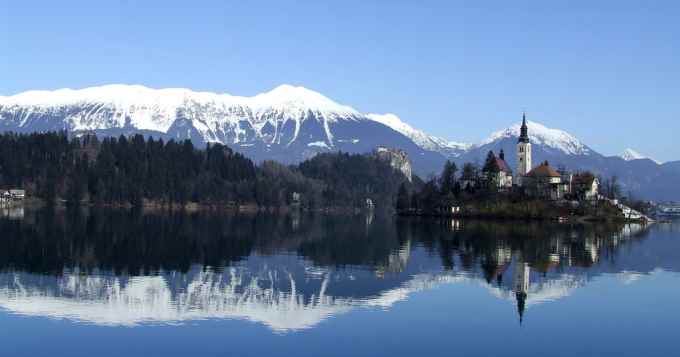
[515,112,532,186]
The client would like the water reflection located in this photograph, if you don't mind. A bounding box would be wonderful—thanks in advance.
[0,209,677,332]
[0,205,24,220]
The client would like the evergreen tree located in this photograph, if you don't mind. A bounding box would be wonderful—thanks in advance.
[483,150,498,173]
[439,160,458,196]
[396,183,410,212]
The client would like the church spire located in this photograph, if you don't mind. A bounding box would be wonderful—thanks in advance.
[518,112,529,143]
[516,291,527,326]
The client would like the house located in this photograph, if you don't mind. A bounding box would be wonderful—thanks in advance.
[0,191,10,204]
[558,167,573,195]
[9,190,25,200]
[572,173,599,201]
[291,192,301,203]
[437,194,461,215]
[438,204,461,215]
[523,161,568,200]
[483,150,513,190]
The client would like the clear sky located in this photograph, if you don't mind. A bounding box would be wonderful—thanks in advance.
[2,0,679,161]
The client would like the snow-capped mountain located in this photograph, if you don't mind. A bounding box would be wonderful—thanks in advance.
[455,120,598,171]
[620,148,661,164]
[366,113,470,157]
[0,84,445,174]
[2,84,678,199]
[479,120,592,156]
[0,84,358,144]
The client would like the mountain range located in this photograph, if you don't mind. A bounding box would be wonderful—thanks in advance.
[1,84,678,200]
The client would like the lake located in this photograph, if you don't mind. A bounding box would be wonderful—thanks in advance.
[1,208,679,356]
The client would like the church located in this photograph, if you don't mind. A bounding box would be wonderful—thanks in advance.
[480,113,600,201]
[504,113,598,200]
[513,113,571,199]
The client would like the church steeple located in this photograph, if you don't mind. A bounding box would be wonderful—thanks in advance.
[515,112,532,186]
[518,112,529,143]
[516,291,527,326]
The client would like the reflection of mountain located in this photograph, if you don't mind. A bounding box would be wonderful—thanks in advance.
[0,255,461,331]
[0,210,678,331]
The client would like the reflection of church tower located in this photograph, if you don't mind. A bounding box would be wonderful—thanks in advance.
[516,289,527,325]
[515,112,532,186]
[513,256,530,325]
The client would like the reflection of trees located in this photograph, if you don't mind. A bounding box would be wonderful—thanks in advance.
[0,209,669,329]
[0,208,653,281]
[0,209,407,275]
[396,218,653,324]
[397,218,649,275]
[0,208,258,274]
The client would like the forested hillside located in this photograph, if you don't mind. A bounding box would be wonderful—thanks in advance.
[0,132,412,209]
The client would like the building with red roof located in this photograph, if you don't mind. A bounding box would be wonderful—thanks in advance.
[483,149,513,190]
[523,161,570,200]
[572,172,600,201]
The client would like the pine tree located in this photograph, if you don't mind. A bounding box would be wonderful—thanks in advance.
[483,150,498,173]
[396,183,410,212]
[439,160,458,195]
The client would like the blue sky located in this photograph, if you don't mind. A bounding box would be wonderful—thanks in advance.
[2,0,679,161]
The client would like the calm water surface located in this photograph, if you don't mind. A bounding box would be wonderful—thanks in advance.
[1,207,679,356]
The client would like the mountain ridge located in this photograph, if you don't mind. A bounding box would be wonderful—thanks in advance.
[1,84,678,200]
[0,84,446,175]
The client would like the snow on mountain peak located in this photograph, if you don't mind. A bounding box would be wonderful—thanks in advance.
[621,148,644,161]
[482,120,591,155]
[620,148,660,164]
[366,113,470,153]
[0,84,197,107]
[250,84,357,115]
[0,84,356,114]
[0,84,362,137]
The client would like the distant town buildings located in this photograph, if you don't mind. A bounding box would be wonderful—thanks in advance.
[1,189,25,205]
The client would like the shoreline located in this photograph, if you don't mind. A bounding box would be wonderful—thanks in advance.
[12,198,380,216]
[396,211,653,224]
[8,197,656,224]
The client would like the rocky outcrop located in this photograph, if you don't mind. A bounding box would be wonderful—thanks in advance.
[374,146,412,182]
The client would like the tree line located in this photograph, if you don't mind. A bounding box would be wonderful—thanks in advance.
[0,132,411,209]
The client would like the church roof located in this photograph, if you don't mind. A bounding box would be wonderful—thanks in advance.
[494,158,513,174]
[484,156,513,174]
[527,162,561,178]
[518,112,530,144]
